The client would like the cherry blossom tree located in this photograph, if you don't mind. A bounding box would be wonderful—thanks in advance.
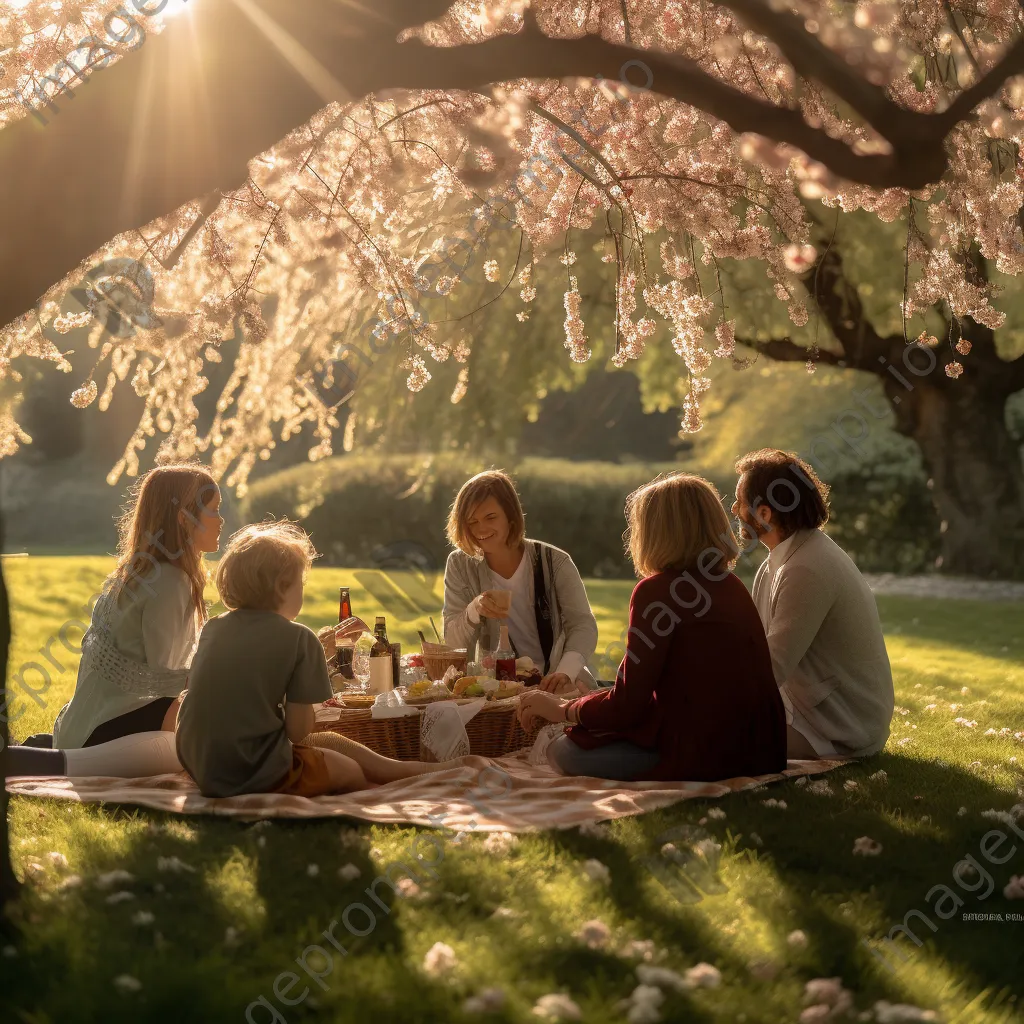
[0,0,1022,526]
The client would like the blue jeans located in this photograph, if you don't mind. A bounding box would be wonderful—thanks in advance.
[548,734,661,781]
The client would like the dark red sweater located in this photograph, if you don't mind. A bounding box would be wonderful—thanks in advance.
[566,568,787,782]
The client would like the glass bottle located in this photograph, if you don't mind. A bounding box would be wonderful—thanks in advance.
[494,624,516,682]
[369,616,393,693]
[338,587,353,623]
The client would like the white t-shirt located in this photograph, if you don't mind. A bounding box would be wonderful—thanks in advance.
[489,552,546,669]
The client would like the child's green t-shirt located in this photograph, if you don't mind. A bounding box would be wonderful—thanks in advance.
[176,609,332,797]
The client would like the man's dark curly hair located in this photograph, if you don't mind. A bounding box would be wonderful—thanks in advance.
[735,448,830,536]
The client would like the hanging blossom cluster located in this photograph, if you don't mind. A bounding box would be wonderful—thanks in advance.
[3,0,1024,483]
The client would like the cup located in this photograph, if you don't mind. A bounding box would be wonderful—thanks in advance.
[489,588,512,617]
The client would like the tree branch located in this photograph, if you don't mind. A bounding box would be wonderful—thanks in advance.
[738,335,848,365]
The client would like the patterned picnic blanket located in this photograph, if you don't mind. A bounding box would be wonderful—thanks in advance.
[5,753,847,832]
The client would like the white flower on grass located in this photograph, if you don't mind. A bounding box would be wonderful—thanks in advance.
[576,919,611,949]
[113,975,142,994]
[131,911,154,926]
[795,777,808,787]
[897,738,913,746]
[660,843,682,862]
[924,704,938,711]
[852,836,883,856]
[95,869,134,890]
[483,831,518,854]
[954,718,978,729]
[749,832,764,847]
[954,859,978,879]
[706,807,726,820]
[56,874,82,892]
[684,962,721,988]
[961,687,970,696]
[804,977,853,1014]
[762,798,788,809]
[256,837,266,849]
[462,988,506,1013]
[873,1001,939,1022]
[957,806,968,816]
[578,821,610,839]
[787,929,809,949]
[949,703,962,712]
[807,780,833,796]
[981,809,1017,826]
[423,941,457,976]
[869,770,888,783]
[621,984,663,1024]
[1004,875,1024,899]
[396,878,423,899]
[582,859,610,884]
[47,852,69,870]
[532,993,581,1020]
[843,780,858,791]
[620,939,657,961]
[800,1007,832,1023]
[106,891,135,904]
[24,862,46,879]
[636,965,687,992]
[338,863,361,881]
[491,906,523,920]
[157,856,195,874]
[306,864,319,878]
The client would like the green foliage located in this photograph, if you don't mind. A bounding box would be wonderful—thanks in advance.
[241,447,938,577]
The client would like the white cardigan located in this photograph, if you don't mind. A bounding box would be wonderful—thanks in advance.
[53,565,199,749]
[752,529,894,757]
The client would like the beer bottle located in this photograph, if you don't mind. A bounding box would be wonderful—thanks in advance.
[338,587,353,623]
[369,616,393,693]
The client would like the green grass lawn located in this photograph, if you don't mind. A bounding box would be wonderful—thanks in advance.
[2,556,1023,1024]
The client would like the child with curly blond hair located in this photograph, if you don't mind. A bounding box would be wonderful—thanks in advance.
[176,521,474,798]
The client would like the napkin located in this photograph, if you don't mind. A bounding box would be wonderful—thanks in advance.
[370,689,420,719]
[420,698,485,761]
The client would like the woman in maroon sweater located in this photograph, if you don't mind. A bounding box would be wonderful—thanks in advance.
[517,473,787,782]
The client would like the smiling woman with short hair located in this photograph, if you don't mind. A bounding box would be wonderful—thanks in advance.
[442,470,598,694]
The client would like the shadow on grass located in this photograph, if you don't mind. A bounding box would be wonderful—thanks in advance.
[3,753,1023,1024]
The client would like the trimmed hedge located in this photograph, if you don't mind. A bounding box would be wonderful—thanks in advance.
[240,452,940,577]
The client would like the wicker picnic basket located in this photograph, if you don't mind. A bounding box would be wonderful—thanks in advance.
[314,700,540,761]
[419,640,468,681]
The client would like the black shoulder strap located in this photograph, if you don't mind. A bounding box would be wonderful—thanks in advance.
[532,543,554,674]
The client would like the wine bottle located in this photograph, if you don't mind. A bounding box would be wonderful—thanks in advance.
[338,587,352,623]
[494,624,516,682]
[369,616,393,693]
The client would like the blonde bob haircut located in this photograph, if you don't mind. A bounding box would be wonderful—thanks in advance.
[625,473,739,579]
[447,470,526,556]
[216,521,317,612]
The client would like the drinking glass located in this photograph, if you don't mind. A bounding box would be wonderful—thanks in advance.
[350,631,376,693]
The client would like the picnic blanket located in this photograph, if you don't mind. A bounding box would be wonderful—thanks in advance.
[5,753,847,832]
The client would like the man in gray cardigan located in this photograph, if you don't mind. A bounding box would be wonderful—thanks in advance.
[733,449,894,759]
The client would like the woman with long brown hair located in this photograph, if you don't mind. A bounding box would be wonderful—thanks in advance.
[5,465,223,777]
[517,473,787,782]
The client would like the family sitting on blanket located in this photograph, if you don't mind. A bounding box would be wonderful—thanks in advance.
[4,451,893,792]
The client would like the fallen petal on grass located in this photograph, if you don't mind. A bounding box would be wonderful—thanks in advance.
[852,836,883,856]
[532,993,581,1020]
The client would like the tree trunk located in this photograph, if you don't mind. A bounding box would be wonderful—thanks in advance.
[883,372,1024,577]
[0,461,19,907]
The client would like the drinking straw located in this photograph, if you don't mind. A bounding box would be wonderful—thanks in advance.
[429,617,442,643]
